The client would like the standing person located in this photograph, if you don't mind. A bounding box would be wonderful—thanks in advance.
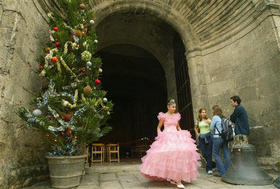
[194,108,214,174]
[140,98,200,189]
[230,96,250,136]
[210,105,230,177]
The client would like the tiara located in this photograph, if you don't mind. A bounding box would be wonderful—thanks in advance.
[168,99,176,105]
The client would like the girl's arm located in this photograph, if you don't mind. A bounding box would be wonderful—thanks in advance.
[210,116,217,132]
[206,118,211,125]
[194,124,200,138]
[157,119,164,135]
[176,122,182,131]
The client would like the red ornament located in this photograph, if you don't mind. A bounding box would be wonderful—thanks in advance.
[83,28,87,35]
[46,133,50,137]
[66,128,73,137]
[95,79,101,85]
[55,42,60,47]
[64,113,72,121]
[48,115,52,118]
[51,57,58,63]
[53,27,59,31]
[60,131,64,135]
[39,64,44,69]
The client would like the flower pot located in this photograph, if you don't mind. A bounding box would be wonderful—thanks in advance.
[46,155,86,188]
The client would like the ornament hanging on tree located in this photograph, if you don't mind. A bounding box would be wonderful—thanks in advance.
[73,35,79,43]
[66,127,72,136]
[33,109,42,116]
[39,64,44,69]
[79,3,86,9]
[90,19,95,24]
[53,27,59,31]
[99,68,103,73]
[72,42,79,50]
[83,85,93,95]
[81,51,92,62]
[83,28,87,35]
[48,115,52,119]
[51,56,58,63]
[86,61,92,67]
[94,39,98,44]
[95,79,101,85]
[55,42,60,47]
[64,113,72,121]
[46,133,50,137]
[103,98,108,103]
[45,47,51,52]
[74,30,83,37]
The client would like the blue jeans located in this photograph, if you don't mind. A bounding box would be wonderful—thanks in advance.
[212,137,230,176]
[199,133,214,172]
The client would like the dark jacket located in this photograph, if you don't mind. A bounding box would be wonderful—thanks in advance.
[230,104,249,135]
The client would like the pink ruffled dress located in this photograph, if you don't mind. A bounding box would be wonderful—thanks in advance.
[140,112,200,183]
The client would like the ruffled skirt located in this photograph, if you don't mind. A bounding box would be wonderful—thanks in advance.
[140,129,200,182]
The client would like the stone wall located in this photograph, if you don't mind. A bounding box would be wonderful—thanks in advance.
[189,2,280,171]
[0,0,49,188]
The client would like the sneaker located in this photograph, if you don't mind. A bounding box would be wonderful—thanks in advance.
[177,184,185,188]
[213,173,221,177]
[207,170,213,174]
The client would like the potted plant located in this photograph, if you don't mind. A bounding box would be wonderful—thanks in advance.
[17,0,113,188]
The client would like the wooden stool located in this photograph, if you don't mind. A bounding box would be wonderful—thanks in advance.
[106,143,120,163]
[86,145,89,164]
[91,143,105,163]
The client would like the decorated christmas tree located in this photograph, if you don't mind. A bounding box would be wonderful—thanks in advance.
[18,0,113,156]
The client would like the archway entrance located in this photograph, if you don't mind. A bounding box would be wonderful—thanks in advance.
[95,10,194,158]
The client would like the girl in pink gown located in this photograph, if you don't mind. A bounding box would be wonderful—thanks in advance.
[140,99,200,188]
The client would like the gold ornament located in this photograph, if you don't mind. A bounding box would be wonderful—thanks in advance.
[83,85,92,95]
[74,30,82,37]
[79,3,86,9]
[45,47,51,52]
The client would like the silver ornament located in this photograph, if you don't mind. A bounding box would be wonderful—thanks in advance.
[87,61,92,67]
[33,109,42,116]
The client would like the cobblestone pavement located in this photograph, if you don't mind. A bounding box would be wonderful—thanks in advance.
[23,162,278,189]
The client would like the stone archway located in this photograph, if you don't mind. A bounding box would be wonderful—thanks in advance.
[93,4,196,147]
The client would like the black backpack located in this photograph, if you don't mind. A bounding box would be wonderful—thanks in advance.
[217,117,234,142]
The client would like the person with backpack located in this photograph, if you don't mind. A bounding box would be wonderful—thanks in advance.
[210,105,230,177]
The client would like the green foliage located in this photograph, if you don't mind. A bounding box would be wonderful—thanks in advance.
[18,0,113,156]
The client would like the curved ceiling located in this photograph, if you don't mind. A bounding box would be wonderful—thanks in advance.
[38,0,273,51]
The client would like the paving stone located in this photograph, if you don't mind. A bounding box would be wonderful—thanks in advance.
[100,173,117,182]
[100,180,122,189]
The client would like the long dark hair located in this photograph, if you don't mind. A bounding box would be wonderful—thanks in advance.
[198,108,208,121]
